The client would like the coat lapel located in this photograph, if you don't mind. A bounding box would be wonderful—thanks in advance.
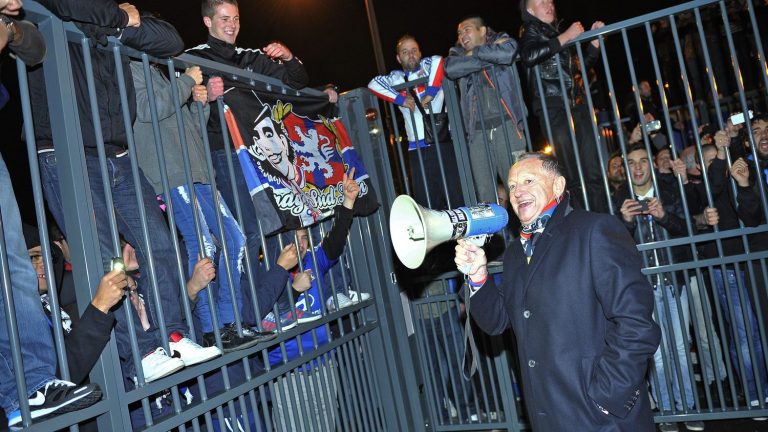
[522,198,572,297]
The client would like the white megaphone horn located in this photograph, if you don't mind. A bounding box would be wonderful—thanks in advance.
[389,195,509,272]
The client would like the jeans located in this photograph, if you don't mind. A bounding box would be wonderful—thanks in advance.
[0,155,57,415]
[713,268,768,402]
[468,118,525,204]
[39,152,185,374]
[688,276,727,385]
[652,285,695,411]
[167,184,246,333]
[211,149,285,323]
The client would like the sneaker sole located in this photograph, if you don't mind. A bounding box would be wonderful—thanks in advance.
[180,348,222,367]
[144,359,185,382]
[297,314,323,323]
[280,321,298,331]
[8,386,102,428]
[222,337,261,353]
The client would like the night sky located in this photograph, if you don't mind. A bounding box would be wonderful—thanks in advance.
[132,0,683,90]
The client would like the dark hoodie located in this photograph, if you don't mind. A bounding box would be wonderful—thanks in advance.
[518,1,599,110]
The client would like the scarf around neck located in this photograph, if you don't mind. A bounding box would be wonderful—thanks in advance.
[519,198,559,261]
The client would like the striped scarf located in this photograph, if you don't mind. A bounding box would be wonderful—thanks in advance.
[519,198,559,263]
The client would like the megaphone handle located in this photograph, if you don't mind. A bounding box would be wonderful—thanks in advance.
[457,234,488,275]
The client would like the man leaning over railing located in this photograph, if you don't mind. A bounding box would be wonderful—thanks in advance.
[445,15,527,205]
[519,0,606,212]
[187,0,308,331]
[0,1,102,428]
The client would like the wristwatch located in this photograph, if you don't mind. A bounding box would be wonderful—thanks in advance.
[0,14,16,44]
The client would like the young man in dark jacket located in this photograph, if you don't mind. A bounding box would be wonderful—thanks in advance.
[186,0,309,330]
[28,0,221,384]
[519,0,606,212]
[444,15,527,205]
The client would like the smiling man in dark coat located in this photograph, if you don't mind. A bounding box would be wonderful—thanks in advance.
[456,152,660,431]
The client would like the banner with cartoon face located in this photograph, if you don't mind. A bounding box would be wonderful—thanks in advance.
[223,87,378,234]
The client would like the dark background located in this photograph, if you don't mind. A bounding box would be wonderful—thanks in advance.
[130,0,682,90]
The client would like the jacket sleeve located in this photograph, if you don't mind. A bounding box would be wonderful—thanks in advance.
[582,44,601,70]
[736,184,762,227]
[425,56,446,98]
[35,0,129,28]
[466,273,512,335]
[250,54,309,90]
[367,72,406,106]
[65,303,115,384]
[8,20,47,66]
[587,216,661,418]
[255,266,291,321]
[119,16,183,58]
[319,206,354,261]
[132,63,196,122]
[473,36,518,66]
[444,48,487,79]
[519,27,562,67]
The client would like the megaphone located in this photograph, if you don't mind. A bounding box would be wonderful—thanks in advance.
[389,195,509,271]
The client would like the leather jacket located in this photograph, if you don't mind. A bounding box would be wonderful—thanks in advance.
[519,11,599,111]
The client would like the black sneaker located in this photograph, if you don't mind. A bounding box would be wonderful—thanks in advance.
[7,380,102,428]
[203,323,275,353]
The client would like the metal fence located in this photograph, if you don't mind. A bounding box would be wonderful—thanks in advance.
[3,0,768,431]
[349,0,768,430]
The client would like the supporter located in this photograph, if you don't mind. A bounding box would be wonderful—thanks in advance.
[269,168,362,431]
[29,0,221,383]
[368,35,462,210]
[1,2,101,427]
[130,60,273,351]
[519,0,606,211]
[606,151,626,194]
[445,15,527,204]
[612,143,704,432]
[187,0,308,331]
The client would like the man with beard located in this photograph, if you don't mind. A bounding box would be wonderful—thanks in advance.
[606,151,626,195]
[368,35,461,210]
[445,16,528,205]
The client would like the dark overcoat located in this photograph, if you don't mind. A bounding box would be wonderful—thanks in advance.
[469,199,661,431]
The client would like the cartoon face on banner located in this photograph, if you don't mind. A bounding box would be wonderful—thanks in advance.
[243,94,370,225]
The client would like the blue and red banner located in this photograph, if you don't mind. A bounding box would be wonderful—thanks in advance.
[223,87,378,234]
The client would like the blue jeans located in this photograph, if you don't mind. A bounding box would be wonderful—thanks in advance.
[167,184,246,333]
[713,268,768,402]
[39,152,185,374]
[652,285,694,411]
[0,155,57,415]
[211,149,283,323]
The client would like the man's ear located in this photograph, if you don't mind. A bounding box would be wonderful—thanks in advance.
[553,175,566,197]
[203,16,212,29]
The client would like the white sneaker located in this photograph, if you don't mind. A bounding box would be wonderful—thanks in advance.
[326,293,354,311]
[169,332,221,366]
[141,347,185,382]
[348,290,371,303]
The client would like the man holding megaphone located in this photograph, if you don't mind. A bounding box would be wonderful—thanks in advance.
[455,152,660,431]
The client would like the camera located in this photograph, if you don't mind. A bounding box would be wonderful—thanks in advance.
[638,199,649,212]
[643,120,661,134]
[110,257,125,272]
[730,110,754,126]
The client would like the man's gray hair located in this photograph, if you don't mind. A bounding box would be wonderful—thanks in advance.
[515,152,565,178]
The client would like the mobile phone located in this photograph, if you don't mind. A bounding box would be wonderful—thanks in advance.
[638,199,649,212]
[644,120,661,134]
[730,110,754,126]
[111,257,125,272]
